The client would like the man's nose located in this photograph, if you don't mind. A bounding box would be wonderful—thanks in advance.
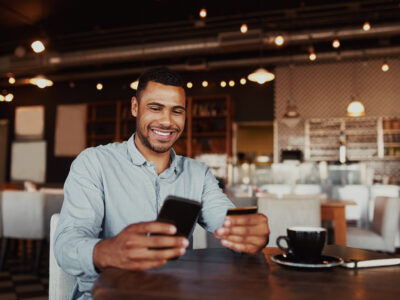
[159,110,172,126]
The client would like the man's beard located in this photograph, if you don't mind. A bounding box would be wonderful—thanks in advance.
[136,125,180,154]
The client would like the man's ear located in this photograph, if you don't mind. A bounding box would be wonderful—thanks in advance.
[131,96,138,117]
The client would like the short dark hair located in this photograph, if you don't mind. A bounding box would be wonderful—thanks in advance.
[136,67,184,99]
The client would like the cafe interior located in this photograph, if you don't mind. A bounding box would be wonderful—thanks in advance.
[0,0,400,299]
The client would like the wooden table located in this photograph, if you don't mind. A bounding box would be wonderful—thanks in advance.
[321,200,357,246]
[92,246,400,300]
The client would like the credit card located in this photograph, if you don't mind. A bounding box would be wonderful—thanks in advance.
[227,206,258,215]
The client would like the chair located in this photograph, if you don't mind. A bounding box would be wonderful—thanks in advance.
[41,189,64,240]
[258,184,293,197]
[257,194,322,247]
[49,213,77,300]
[331,185,369,227]
[0,191,46,273]
[347,197,400,253]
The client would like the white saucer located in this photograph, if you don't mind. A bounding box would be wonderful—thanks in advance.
[271,254,343,269]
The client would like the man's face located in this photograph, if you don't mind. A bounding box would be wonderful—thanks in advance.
[131,81,186,154]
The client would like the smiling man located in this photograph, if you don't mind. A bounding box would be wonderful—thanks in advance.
[54,67,270,300]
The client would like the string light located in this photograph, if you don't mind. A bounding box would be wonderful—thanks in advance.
[202,80,208,87]
[199,8,207,18]
[8,77,16,84]
[96,83,103,90]
[220,81,227,88]
[240,78,247,85]
[31,40,45,53]
[228,80,235,87]
[381,62,389,72]
[130,80,139,90]
[0,95,4,102]
[274,35,285,46]
[186,82,193,88]
[240,24,248,34]
[363,22,371,31]
[332,39,340,48]
[5,93,14,102]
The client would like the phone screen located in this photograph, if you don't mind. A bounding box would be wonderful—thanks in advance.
[156,195,202,238]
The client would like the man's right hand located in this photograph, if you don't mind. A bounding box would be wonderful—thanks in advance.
[93,221,189,272]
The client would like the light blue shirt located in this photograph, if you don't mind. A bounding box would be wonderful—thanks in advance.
[54,134,234,300]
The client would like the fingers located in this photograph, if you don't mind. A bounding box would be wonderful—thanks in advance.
[224,213,268,227]
[125,221,177,235]
[126,235,189,249]
[221,240,261,255]
[124,259,168,271]
[214,213,270,254]
[127,247,186,261]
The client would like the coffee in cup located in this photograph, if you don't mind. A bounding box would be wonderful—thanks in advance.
[276,226,327,263]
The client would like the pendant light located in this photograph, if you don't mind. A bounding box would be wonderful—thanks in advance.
[248,32,275,84]
[346,62,365,117]
[281,65,301,128]
[29,75,53,88]
[248,67,275,84]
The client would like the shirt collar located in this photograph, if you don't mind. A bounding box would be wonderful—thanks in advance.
[127,134,181,175]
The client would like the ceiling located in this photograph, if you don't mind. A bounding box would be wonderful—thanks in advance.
[1,0,400,84]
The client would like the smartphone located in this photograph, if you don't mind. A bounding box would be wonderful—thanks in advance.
[156,195,202,238]
[227,206,258,215]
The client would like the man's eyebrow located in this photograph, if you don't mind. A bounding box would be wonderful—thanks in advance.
[147,102,186,111]
[147,101,164,107]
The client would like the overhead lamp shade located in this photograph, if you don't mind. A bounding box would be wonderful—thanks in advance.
[281,104,301,127]
[247,68,275,84]
[30,75,53,88]
[347,99,365,117]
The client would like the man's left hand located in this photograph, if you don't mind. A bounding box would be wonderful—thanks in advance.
[214,213,270,255]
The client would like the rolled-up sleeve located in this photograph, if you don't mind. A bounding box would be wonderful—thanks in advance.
[199,167,235,232]
[54,148,105,282]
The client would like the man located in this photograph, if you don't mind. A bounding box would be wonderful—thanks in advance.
[54,67,269,300]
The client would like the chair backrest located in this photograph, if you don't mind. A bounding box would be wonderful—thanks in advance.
[292,184,322,195]
[370,197,400,252]
[49,213,77,300]
[258,184,293,197]
[331,185,369,226]
[257,194,321,247]
[369,185,400,221]
[1,191,45,239]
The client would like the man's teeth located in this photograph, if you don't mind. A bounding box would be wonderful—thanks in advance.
[153,130,171,136]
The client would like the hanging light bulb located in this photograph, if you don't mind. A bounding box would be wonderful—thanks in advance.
[247,68,275,84]
[29,75,53,88]
[240,24,248,34]
[332,39,340,48]
[309,52,317,61]
[8,77,16,84]
[186,82,193,89]
[96,83,103,90]
[228,80,235,87]
[0,94,4,102]
[347,97,365,117]
[5,93,14,102]
[202,80,208,87]
[281,66,301,128]
[363,22,371,31]
[199,8,207,18]
[381,62,389,72]
[274,35,285,46]
[220,81,227,88]
[31,40,45,53]
[240,78,246,85]
[130,80,139,90]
